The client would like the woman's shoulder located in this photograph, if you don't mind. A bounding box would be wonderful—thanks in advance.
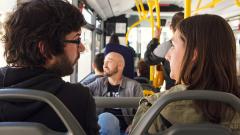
[163,84,187,95]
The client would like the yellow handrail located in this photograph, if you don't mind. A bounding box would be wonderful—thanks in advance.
[139,0,147,19]
[125,19,148,45]
[148,0,155,37]
[195,0,202,10]
[155,0,161,28]
[149,0,161,83]
[192,0,223,14]
[125,0,160,45]
[236,0,240,7]
[149,0,155,82]
[185,0,191,18]
[134,0,142,18]
[125,0,162,86]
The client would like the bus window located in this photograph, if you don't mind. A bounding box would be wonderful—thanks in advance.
[128,27,138,52]
[95,33,101,53]
[140,27,152,58]
[78,27,92,81]
[82,8,92,25]
[237,33,240,76]
[0,0,16,68]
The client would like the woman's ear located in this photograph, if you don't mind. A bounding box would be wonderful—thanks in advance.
[192,48,198,62]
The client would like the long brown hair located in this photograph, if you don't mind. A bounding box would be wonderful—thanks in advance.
[177,14,239,123]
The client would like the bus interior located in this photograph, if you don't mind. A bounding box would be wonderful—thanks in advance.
[0,0,240,134]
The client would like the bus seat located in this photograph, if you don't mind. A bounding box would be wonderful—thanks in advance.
[130,90,240,135]
[94,97,141,108]
[0,122,60,135]
[161,123,232,135]
[0,88,86,135]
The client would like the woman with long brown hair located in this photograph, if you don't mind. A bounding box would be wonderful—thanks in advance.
[131,14,240,134]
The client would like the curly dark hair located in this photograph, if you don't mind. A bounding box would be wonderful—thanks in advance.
[3,0,86,66]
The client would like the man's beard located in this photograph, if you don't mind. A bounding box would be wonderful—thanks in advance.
[49,54,74,77]
[104,66,118,77]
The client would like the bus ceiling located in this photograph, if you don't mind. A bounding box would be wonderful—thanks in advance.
[84,0,240,20]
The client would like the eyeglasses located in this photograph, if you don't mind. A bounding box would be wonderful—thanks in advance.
[64,38,81,45]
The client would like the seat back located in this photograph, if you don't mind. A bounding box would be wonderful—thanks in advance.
[94,97,141,108]
[0,122,61,135]
[130,90,240,135]
[0,88,86,135]
[160,124,232,135]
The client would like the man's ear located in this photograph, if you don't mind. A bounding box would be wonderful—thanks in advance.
[38,42,47,58]
[92,63,96,69]
[119,63,125,71]
[38,42,53,59]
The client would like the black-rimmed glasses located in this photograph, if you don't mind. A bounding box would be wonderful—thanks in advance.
[64,38,81,45]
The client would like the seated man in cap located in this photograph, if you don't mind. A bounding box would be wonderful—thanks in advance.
[105,42,135,79]
[87,51,143,134]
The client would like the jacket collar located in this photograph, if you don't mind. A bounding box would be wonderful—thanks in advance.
[103,76,128,90]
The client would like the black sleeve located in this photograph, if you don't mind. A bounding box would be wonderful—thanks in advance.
[144,38,165,65]
[85,90,99,135]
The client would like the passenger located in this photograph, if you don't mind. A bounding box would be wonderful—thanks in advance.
[0,0,98,134]
[144,12,184,89]
[81,53,104,85]
[134,59,150,84]
[105,35,135,79]
[131,14,240,134]
[108,33,120,45]
[87,51,143,134]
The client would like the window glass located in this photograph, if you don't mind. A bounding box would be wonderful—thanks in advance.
[95,33,101,53]
[96,20,101,28]
[82,8,92,24]
[78,28,92,81]
[0,0,17,68]
[236,32,240,76]
[128,27,137,51]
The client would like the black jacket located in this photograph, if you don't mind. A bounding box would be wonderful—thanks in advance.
[0,66,99,135]
[144,38,175,89]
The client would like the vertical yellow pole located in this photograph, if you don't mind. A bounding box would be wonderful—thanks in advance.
[236,0,240,7]
[195,0,202,9]
[184,0,191,18]
[152,0,162,88]
[155,0,161,28]
[139,0,147,18]
[148,1,155,37]
[148,0,155,82]
[135,0,142,19]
